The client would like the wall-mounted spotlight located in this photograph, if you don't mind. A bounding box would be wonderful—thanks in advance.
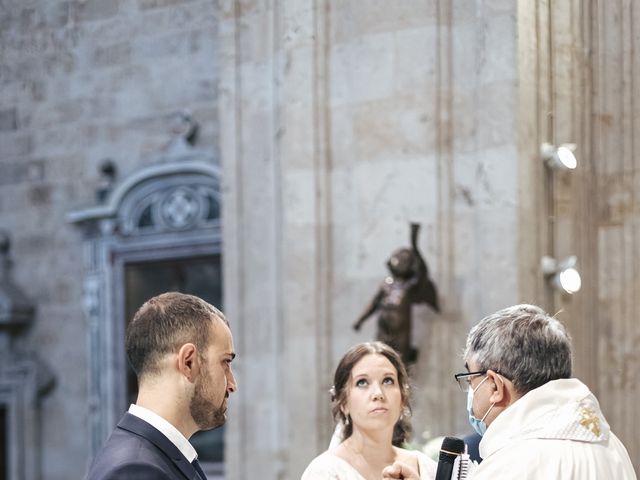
[541,142,577,170]
[541,255,582,294]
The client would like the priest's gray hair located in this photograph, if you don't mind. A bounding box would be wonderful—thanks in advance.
[464,304,572,395]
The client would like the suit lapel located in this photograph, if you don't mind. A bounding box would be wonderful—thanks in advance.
[117,413,201,480]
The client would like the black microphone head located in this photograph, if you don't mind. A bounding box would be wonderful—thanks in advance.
[435,436,466,480]
[439,436,465,461]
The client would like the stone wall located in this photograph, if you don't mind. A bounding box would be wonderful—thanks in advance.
[3,0,637,479]
[219,1,520,478]
[0,1,220,478]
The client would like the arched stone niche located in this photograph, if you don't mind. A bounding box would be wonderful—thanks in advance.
[68,152,222,463]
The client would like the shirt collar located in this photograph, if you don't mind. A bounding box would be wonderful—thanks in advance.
[128,404,198,462]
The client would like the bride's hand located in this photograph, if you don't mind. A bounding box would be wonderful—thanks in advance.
[382,461,420,480]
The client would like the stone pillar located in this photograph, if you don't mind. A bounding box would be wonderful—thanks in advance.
[220,1,521,478]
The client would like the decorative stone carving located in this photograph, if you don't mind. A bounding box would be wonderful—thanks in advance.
[0,232,35,331]
[0,231,54,480]
[68,141,221,459]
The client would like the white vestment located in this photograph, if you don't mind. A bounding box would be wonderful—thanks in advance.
[472,378,637,479]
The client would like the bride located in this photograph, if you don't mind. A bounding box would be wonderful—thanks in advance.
[302,342,436,480]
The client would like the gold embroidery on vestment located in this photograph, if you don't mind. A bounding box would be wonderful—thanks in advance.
[579,407,601,437]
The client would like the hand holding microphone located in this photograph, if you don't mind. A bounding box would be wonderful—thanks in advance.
[382,436,470,480]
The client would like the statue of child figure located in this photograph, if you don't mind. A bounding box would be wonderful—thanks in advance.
[353,223,440,365]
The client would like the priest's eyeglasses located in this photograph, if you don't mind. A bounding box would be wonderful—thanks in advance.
[454,371,487,392]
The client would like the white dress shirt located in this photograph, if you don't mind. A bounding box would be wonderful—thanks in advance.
[128,404,198,463]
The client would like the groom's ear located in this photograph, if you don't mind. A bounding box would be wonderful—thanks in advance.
[177,343,199,382]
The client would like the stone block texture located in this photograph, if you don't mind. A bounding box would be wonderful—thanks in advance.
[0,1,220,478]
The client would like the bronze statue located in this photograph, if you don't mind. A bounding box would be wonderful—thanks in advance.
[353,223,440,364]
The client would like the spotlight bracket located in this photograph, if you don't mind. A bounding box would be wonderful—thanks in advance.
[541,142,577,170]
[541,255,581,294]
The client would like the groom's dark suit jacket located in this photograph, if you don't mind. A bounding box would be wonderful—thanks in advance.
[85,413,203,480]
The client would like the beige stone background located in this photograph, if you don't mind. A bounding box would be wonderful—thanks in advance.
[0,1,638,479]
[220,1,639,478]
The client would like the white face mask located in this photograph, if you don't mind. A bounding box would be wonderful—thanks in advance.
[466,375,496,436]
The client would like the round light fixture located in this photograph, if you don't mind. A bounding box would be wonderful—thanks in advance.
[541,143,578,171]
[541,255,582,295]
[557,267,582,294]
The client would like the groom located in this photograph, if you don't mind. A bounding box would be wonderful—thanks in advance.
[86,292,237,480]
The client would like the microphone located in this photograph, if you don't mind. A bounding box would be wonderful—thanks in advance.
[434,436,465,480]
[455,453,471,480]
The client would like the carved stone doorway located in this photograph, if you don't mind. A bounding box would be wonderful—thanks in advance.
[68,151,224,477]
